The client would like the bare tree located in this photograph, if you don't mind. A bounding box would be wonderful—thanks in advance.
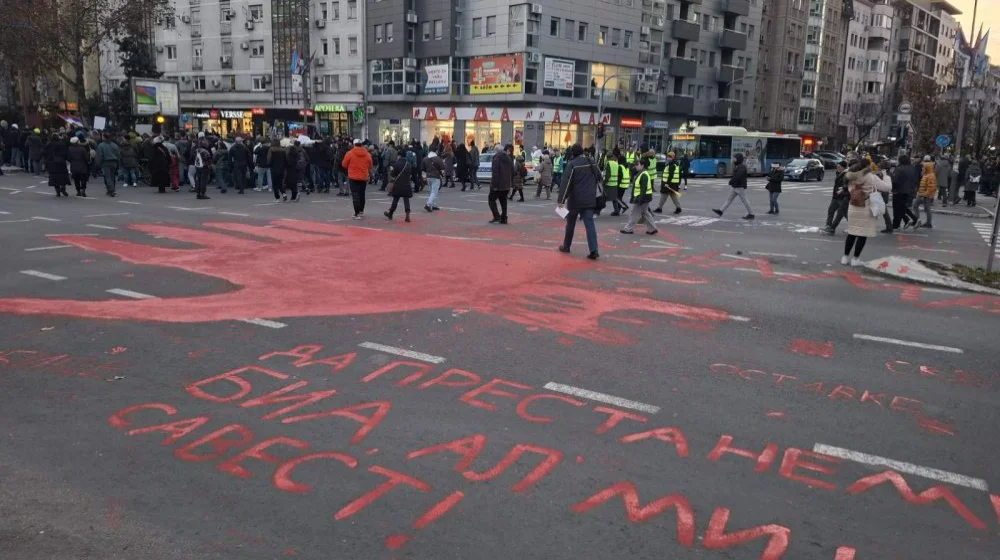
[902,74,957,154]
[842,91,894,147]
[0,0,172,121]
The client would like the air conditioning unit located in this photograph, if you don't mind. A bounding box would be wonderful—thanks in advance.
[641,26,651,35]
[406,11,418,24]
[224,9,235,20]
[403,57,417,68]
[314,76,323,84]
[404,84,417,94]
[264,74,272,83]
[643,67,656,76]
[530,3,542,15]
[366,105,376,115]
[181,75,190,82]
[181,14,190,23]
[211,78,221,88]
[245,21,255,31]
[156,45,164,53]
[221,55,232,64]
[315,83,325,92]
[316,57,326,66]
[240,42,249,50]
[316,19,326,28]
[527,52,541,63]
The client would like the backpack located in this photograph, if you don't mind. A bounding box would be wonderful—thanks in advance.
[296,147,308,171]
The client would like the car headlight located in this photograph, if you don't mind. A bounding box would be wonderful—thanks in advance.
[791,169,803,174]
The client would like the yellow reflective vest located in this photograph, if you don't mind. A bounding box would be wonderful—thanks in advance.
[621,166,631,190]
[632,170,655,198]
[605,160,620,187]
[662,161,681,185]
[625,151,636,164]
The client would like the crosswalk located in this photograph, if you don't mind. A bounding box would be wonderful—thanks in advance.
[972,221,1000,253]
[654,215,723,227]
[685,178,830,194]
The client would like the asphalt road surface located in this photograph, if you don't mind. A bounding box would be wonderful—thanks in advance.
[1,170,998,560]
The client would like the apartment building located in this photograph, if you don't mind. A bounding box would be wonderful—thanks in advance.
[364,0,763,151]
[102,0,367,137]
[751,0,808,134]
[837,0,897,145]
[894,0,960,86]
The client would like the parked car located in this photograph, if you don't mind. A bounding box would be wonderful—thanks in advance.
[805,151,847,169]
[476,151,536,184]
[784,158,825,181]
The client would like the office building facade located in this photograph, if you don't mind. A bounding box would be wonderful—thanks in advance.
[364,0,763,151]
[837,0,898,146]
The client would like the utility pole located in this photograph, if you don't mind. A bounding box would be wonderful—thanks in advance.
[954,0,977,162]
[594,72,638,162]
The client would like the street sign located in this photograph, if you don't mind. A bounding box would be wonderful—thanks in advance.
[897,114,911,122]
[935,135,951,149]
[898,101,912,114]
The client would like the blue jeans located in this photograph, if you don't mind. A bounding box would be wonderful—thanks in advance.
[29,158,43,174]
[563,208,598,254]
[426,177,441,207]
[10,148,22,168]
[215,166,230,189]
[123,167,139,186]
[256,167,271,188]
[769,191,780,213]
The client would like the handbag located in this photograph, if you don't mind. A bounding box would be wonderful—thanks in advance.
[869,190,885,217]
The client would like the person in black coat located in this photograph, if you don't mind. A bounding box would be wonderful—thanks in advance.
[488,145,514,224]
[557,144,601,259]
[384,155,414,222]
[228,137,251,194]
[150,137,172,193]
[67,137,91,196]
[284,142,302,202]
[268,141,288,201]
[316,139,335,193]
[765,162,784,215]
[44,135,70,197]
[713,152,754,219]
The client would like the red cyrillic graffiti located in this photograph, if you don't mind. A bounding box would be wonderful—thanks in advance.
[514,393,585,424]
[570,482,696,547]
[107,402,177,429]
[217,437,309,479]
[412,490,465,530]
[186,366,289,403]
[406,435,487,472]
[618,427,690,458]
[239,381,339,421]
[333,466,431,521]
[706,435,778,473]
[272,451,358,494]
[173,424,254,462]
[127,416,210,446]
[459,378,533,412]
[463,444,563,492]
[778,448,841,492]
[281,401,391,444]
[417,368,483,390]
[360,360,434,385]
[845,470,986,530]
[258,345,357,373]
[702,507,790,560]
[592,406,648,435]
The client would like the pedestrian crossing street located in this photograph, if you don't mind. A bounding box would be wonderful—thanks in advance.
[654,215,723,227]
[685,178,831,194]
[972,221,1000,253]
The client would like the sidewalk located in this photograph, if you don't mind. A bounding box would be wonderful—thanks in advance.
[935,197,997,219]
[864,255,1000,295]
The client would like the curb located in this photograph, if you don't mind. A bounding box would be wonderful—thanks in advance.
[865,256,1000,296]
[935,208,995,219]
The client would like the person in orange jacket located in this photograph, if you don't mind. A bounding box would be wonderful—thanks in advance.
[341,138,373,219]
[913,158,937,229]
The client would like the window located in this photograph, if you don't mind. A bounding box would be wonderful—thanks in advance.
[598,26,607,46]
[422,21,430,41]
[550,16,560,37]
[702,14,711,31]
[712,16,720,31]
[165,15,176,29]
[578,22,587,41]
[348,36,358,55]
[325,74,339,92]
[798,107,815,124]
[193,76,206,91]
[434,19,442,40]
[698,49,707,66]
[248,4,263,22]
[333,37,341,55]
[747,24,755,41]
[612,28,621,47]
[166,45,177,60]
[801,82,815,97]
[252,76,267,91]
[375,24,384,43]
[666,4,674,20]
[250,40,265,57]
[321,39,329,55]
[473,17,483,38]
[486,15,497,37]
[565,19,575,40]
[350,74,359,91]
[708,51,715,67]
[332,1,339,19]
[348,0,356,19]
[623,30,632,49]
[320,2,328,20]
[386,23,393,42]
[223,74,235,90]
[192,43,203,69]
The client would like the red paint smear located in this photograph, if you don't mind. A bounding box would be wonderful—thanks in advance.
[384,534,410,550]
[366,448,379,455]
[556,336,575,345]
[765,410,785,418]
[785,339,833,359]
[282,547,298,556]
[0,220,731,344]
[576,455,584,464]
[834,546,856,560]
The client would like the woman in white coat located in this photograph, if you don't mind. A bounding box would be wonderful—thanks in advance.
[842,160,891,266]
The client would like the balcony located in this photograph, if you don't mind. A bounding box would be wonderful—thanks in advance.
[221,21,232,35]
[192,58,203,70]
[720,29,748,51]
[718,65,745,84]
[721,0,750,17]
[668,57,698,79]
[672,19,701,42]
[868,25,891,41]
[666,95,695,115]
[715,99,741,120]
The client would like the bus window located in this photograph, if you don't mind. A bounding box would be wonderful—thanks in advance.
[765,138,800,161]
[669,138,697,157]
[699,136,731,160]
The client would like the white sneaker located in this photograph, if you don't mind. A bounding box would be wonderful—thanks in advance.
[840,255,850,265]
[851,257,863,267]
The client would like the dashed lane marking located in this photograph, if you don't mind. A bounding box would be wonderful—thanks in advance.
[218,211,250,217]
[238,318,288,329]
[728,315,752,322]
[543,382,660,414]
[106,288,158,299]
[358,342,446,364]
[0,219,31,224]
[117,200,143,205]
[749,251,798,258]
[46,233,98,236]
[168,206,215,211]
[24,245,72,252]
[85,224,119,230]
[31,217,61,222]
[19,270,67,281]
[0,210,10,214]
[84,212,130,218]
[813,444,988,491]
[852,333,963,354]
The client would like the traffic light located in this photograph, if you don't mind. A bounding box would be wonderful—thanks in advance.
[154,114,166,125]
[597,123,606,139]
[152,113,166,134]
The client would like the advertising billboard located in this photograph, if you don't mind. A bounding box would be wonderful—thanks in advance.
[423,64,450,94]
[131,78,180,117]
[470,54,524,94]
[543,57,574,91]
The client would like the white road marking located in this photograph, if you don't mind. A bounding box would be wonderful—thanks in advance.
[728,315,752,322]
[749,252,798,258]
[106,288,157,299]
[430,235,492,241]
[168,206,215,211]
[799,236,841,243]
[86,224,119,230]
[852,333,963,354]
[25,245,72,252]
[922,287,962,295]
[704,229,740,234]
[31,216,61,222]
[358,342,446,364]
[238,318,288,329]
[0,210,10,214]
[218,211,250,217]
[349,226,382,231]
[0,219,31,224]
[721,253,752,261]
[813,444,988,491]
[543,382,660,414]
[25,185,36,189]
[46,233,99,236]
[84,212,130,218]
[0,187,18,191]
[20,270,67,281]
[8,190,21,194]
[117,200,143,205]
[254,202,282,206]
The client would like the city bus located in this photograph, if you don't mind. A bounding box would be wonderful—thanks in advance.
[668,126,802,177]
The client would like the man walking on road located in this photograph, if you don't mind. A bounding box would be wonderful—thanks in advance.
[655,151,683,215]
[620,158,658,237]
[824,162,849,235]
[229,137,251,194]
[95,133,121,197]
[488,144,514,224]
[558,144,602,259]
[342,138,373,219]
[712,153,754,220]
[890,154,919,231]
[422,150,445,212]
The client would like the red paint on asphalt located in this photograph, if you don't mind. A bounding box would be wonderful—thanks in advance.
[786,339,833,359]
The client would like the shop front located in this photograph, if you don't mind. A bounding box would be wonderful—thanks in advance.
[410,106,603,150]
[313,104,355,137]
[181,108,268,137]
[641,119,671,152]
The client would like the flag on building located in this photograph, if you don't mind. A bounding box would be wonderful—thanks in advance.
[973,28,990,79]
[955,28,973,87]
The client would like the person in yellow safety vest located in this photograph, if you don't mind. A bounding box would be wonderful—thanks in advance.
[654,151,683,215]
[604,156,623,216]
[619,155,631,211]
[620,159,658,235]
[625,150,636,166]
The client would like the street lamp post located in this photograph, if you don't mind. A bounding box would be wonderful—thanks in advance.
[719,75,753,126]
[595,72,642,161]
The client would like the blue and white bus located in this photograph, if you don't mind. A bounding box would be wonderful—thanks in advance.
[668,126,802,177]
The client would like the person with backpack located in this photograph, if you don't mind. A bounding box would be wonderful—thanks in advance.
[841,159,891,266]
[508,153,527,202]
[213,141,230,193]
[422,149,446,212]
[285,139,306,202]
[119,139,140,187]
[334,141,349,196]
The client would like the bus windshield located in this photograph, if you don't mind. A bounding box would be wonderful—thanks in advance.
[698,136,731,159]
[669,138,697,157]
